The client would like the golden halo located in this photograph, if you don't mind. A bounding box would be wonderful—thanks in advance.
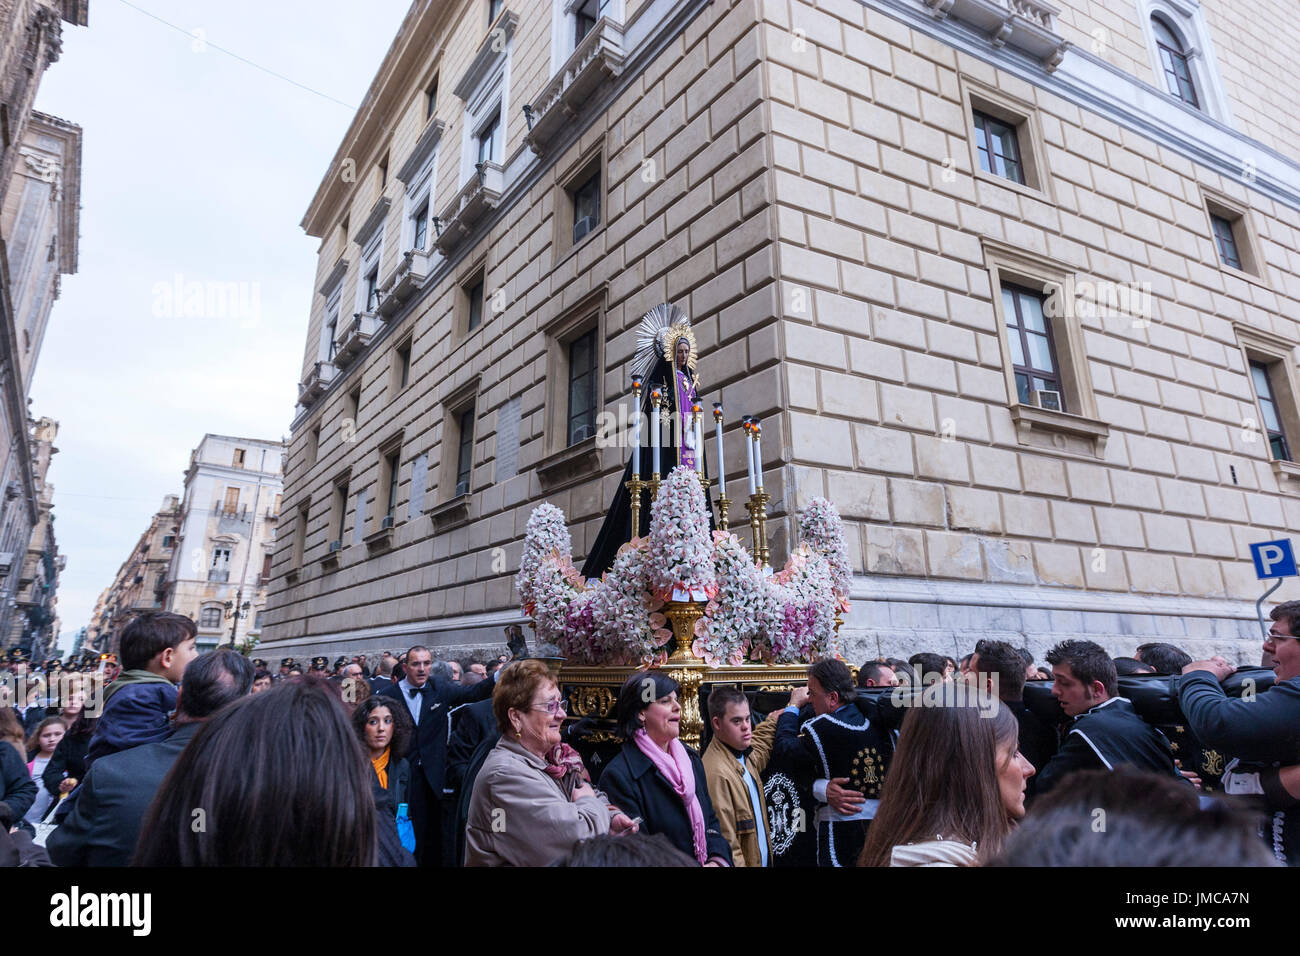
[661,322,698,373]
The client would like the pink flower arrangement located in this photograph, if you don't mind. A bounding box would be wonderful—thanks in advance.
[583,538,670,665]
[517,502,574,613]
[799,496,852,614]
[694,530,776,666]
[765,544,838,663]
[647,466,717,600]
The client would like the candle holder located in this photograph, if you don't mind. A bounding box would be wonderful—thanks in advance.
[649,473,661,502]
[717,493,730,532]
[625,474,645,541]
[747,489,771,568]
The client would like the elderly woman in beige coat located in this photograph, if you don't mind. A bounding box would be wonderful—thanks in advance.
[465,660,638,866]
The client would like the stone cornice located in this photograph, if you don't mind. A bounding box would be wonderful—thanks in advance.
[453,10,519,101]
[395,118,446,185]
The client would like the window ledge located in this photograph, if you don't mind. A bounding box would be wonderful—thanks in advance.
[365,524,395,554]
[320,544,343,572]
[1010,403,1109,457]
[537,435,602,491]
[1271,459,1300,488]
[973,166,1049,203]
[427,492,472,531]
[1218,261,1270,291]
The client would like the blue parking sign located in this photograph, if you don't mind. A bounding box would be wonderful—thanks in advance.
[1250,539,1298,579]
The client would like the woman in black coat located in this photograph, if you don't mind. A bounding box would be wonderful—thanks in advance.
[597,672,732,866]
[352,696,412,817]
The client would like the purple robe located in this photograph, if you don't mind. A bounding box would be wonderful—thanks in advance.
[675,368,699,470]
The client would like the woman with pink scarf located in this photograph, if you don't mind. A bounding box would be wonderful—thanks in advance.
[597,672,733,866]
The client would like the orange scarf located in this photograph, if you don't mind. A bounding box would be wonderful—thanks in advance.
[371,747,390,790]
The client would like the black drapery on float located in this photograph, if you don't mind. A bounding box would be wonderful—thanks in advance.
[581,303,715,580]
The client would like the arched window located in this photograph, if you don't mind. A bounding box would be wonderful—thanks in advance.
[199,605,223,629]
[1151,15,1199,108]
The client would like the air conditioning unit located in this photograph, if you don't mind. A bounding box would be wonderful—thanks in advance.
[573,216,594,243]
[328,539,343,553]
[381,514,394,530]
[1033,389,1062,412]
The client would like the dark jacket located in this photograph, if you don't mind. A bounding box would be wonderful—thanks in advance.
[378,675,494,793]
[445,698,498,796]
[1176,671,1300,865]
[86,680,178,769]
[598,740,732,865]
[1175,672,1300,762]
[1035,697,1184,794]
[1006,699,1058,797]
[0,740,36,826]
[370,754,411,817]
[42,727,91,799]
[46,721,201,867]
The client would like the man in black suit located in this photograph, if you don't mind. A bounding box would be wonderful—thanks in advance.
[966,639,1057,797]
[380,644,494,866]
[370,655,396,693]
[47,649,254,867]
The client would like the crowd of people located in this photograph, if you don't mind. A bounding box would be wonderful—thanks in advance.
[0,605,1295,867]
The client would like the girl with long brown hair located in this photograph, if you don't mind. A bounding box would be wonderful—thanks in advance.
[859,701,1034,866]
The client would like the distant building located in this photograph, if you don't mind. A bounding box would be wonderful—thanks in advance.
[84,494,180,656]
[6,415,63,659]
[164,435,283,651]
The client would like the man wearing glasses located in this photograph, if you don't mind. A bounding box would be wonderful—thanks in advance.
[1175,600,1300,864]
[380,644,496,866]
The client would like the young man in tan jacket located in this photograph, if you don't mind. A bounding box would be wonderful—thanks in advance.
[702,686,780,867]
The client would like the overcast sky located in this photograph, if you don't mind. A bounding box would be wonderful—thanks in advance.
[31,0,412,650]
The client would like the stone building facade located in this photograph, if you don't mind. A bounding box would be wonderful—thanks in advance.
[163,435,283,652]
[84,494,179,657]
[265,0,1300,667]
[0,1,85,655]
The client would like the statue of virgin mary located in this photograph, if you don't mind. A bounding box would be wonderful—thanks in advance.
[580,303,716,579]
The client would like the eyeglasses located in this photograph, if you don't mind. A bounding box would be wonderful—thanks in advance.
[530,699,568,715]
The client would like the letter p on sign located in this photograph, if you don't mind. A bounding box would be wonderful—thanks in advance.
[1250,539,1298,579]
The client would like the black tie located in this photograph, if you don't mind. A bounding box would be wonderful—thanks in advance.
[409,685,423,699]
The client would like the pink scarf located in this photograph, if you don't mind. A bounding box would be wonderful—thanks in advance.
[634,729,708,864]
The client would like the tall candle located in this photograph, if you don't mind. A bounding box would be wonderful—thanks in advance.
[692,405,705,475]
[651,389,661,475]
[713,404,725,494]
[754,418,764,490]
[631,377,642,477]
[744,418,757,496]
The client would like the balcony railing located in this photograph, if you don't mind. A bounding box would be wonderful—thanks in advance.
[379,249,435,316]
[297,360,337,407]
[526,16,626,153]
[334,311,381,367]
[435,163,505,255]
[207,569,230,583]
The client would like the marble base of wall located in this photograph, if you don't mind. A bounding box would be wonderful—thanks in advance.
[839,576,1270,668]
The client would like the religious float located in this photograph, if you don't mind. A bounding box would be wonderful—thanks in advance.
[516,304,851,764]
